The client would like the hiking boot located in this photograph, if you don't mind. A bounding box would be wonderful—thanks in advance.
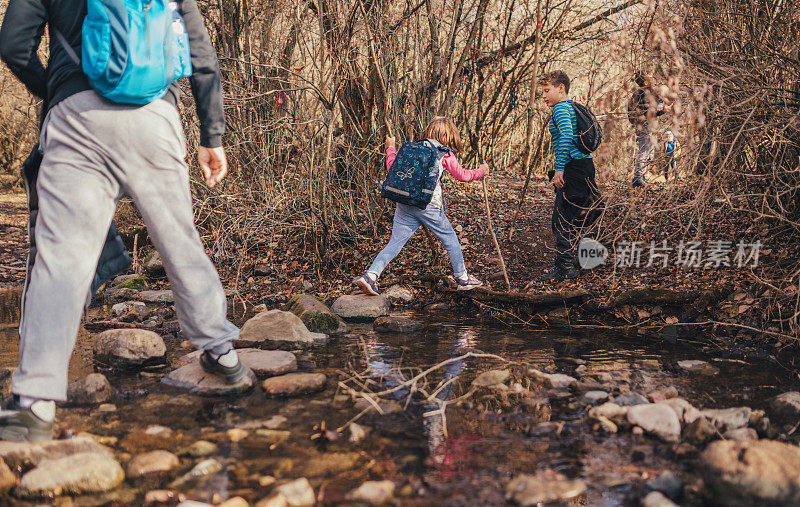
[200,350,248,384]
[0,398,54,442]
[539,266,579,282]
[354,273,381,296]
[456,274,484,291]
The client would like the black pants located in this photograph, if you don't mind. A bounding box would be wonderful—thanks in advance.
[551,158,600,268]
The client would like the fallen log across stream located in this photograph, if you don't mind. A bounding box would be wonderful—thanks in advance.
[436,286,590,309]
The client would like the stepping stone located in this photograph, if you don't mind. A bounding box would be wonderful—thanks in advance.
[262,372,327,397]
[181,349,297,377]
[16,452,124,498]
[93,329,166,368]
[137,290,175,304]
[627,403,681,442]
[285,294,348,335]
[331,295,389,321]
[127,450,180,478]
[0,437,112,469]
[237,310,328,349]
[162,362,255,396]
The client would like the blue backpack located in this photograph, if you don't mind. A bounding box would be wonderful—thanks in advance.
[381,140,451,209]
[56,0,193,104]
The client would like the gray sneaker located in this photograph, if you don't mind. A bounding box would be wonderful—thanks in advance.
[456,274,484,291]
[200,350,248,384]
[355,273,381,296]
[0,398,54,442]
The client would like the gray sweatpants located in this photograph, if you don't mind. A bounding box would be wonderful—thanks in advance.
[14,90,239,401]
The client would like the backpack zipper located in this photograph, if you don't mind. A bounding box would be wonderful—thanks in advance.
[143,0,154,59]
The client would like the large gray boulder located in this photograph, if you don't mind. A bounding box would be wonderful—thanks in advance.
[237,310,328,349]
[285,294,348,335]
[700,440,800,506]
[331,295,389,321]
[16,452,124,498]
[93,329,166,368]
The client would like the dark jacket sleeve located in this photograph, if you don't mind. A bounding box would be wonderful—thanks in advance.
[0,0,48,99]
[179,0,225,148]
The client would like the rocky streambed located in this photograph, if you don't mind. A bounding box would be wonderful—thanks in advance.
[0,275,799,505]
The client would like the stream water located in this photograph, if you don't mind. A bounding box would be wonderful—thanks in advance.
[0,309,796,506]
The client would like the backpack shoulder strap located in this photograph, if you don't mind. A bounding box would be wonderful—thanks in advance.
[53,28,81,66]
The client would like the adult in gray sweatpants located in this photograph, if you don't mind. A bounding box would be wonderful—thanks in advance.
[0,0,246,441]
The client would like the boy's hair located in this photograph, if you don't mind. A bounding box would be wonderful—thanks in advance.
[538,70,570,94]
[634,71,650,88]
[423,117,464,153]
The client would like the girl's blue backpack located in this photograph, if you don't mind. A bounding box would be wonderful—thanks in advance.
[57,0,193,104]
[381,140,451,209]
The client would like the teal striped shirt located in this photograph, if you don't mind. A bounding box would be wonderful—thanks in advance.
[548,100,592,172]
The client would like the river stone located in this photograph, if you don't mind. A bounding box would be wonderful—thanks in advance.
[67,373,112,405]
[262,373,327,397]
[472,370,510,388]
[676,359,719,375]
[169,459,223,488]
[683,416,717,444]
[274,477,315,507]
[16,452,124,498]
[162,362,255,395]
[383,285,414,304]
[93,329,166,368]
[661,397,702,425]
[612,392,650,406]
[238,310,328,349]
[178,440,219,458]
[645,471,683,500]
[331,295,389,321]
[581,391,609,405]
[627,403,681,442]
[724,427,758,441]
[181,349,297,377]
[346,480,395,504]
[701,407,752,431]
[589,402,629,425]
[769,391,800,417]
[127,450,180,478]
[285,294,348,335]
[505,474,587,505]
[527,369,577,389]
[0,436,112,469]
[143,251,166,278]
[642,491,679,507]
[137,290,175,303]
[700,440,800,506]
[111,274,148,290]
[373,316,424,334]
[0,459,18,495]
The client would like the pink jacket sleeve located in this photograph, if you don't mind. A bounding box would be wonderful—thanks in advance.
[386,147,397,172]
[442,153,485,182]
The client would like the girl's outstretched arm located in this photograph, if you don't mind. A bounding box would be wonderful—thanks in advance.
[442,153,486,182]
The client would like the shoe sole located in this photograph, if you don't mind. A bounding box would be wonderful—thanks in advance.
[200,354,248,384]
[457,283,483,291]
[355,279,380,296]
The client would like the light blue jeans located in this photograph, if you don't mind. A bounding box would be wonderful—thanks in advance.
[367,203,466,277]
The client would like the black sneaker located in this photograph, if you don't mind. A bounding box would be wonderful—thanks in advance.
[456,274,484,291]
[0,398,54,442]
[354,273,381,296]
[200,350,248,384]
[539,266,579,282]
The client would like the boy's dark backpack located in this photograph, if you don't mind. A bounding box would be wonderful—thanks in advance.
[571,101,603,154]
[381,140,451,209]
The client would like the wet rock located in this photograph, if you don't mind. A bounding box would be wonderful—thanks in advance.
[256,494,288,507]
[262,372,327,397]
[303,452,360,477]
[724,428,758,441]
[580,391,609,405]
[238,309,328,349]
[274,477,315,506]
[627,403,681,442]
[373,316,424,334]
[346,480,395,504]
[701,407,752,431]
[237,415,288,430]
[661,397,702,425]
[285,294,348,335]
[181,348,297,377]
[169,459,223,488]
[701,440,800,506]
[592,415,618,434]
[471,370,510,388]
[127,450,180,478]
[227,428,249,442]
[162,362,256,396]
[331,294,389,321]
[178,440,218,458]
[16,452,124,498]
[505,474,587,505]
[636,359,662,371]
[143,251,166,278]
[219,498,249,507]
[527,369,577,389]
[645,471,683,501]
[642,491,679,507]
[112,274,148,290]
[611,392,650,406]
[383,285,414,304]
[676,359,719,375]
[683,417,717,444]
[67,373,112,405]
[93,329,166,368]
[588,402,629,425]
[137,290,175,304]
[769,391,800,417]
[348,423,370,443]
[647,386,679,402]
[112,300,149,319]
[0,458,18,495]
[0,436,112,469]
[144,490,184,504]
[120,425,178,453]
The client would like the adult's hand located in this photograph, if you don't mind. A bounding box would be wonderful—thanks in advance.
[479,162,489,177]
[198,146,228,188]
[552,170,565,188]
[386,135,396,149]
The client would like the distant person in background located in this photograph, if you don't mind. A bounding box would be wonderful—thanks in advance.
[628,71,667,187]
[661,130,681,181]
